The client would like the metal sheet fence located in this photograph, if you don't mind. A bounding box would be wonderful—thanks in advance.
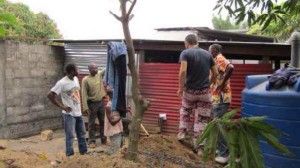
[139,63,273,134]
[64,43,107,74]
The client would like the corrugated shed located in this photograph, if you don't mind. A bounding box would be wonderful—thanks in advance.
[140,63,273,134]
[64,43,107,74]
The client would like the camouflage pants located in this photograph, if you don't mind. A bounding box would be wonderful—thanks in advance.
[179,87,212,138]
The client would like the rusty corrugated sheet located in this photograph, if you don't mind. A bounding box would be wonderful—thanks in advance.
[230,64,273,110]
[140,63,181,134]
[140,63,273,134]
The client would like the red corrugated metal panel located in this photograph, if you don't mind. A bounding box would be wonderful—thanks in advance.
[140,63,273,134]
[140,64,181,134]
[229,64,273,111]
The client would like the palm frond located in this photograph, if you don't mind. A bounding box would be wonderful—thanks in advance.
[239,125,251,168]
[221,108,239,120]
[202,124,220,161]
[226,126,240,168]
[260,132,293,157]
[197,108,293,168]
[196,119,217,145]
[242,119,282,137]
[242,126,264,168]
[243,116,267,121]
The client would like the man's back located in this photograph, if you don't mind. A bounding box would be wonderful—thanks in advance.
[179,48,214,90]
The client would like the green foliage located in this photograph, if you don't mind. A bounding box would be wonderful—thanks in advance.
[197,109,293,168]
[0,0,16,35]
[247,11,300,41]
[214,0,300,32]
[0,0,61,39]
[212,15,242,30]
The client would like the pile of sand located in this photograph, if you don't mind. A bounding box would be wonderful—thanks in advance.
[0,132,216,168]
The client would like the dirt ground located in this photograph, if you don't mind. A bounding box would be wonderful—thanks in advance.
[0,130,217,168]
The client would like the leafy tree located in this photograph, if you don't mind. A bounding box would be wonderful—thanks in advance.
[0,0,16,35]
[110,0,150,161]
[215,0,300,31]
[212,15,244,30]
[1,0,61,39]
[247,8,299,41]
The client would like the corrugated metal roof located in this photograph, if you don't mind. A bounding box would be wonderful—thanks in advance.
[154,27,274,42]
[64,43,107,74]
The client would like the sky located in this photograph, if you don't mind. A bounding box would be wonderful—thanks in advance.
[9,0,219,40]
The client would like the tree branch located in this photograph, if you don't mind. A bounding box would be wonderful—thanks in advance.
[126,0,137,20]
[109,11,122,21]
[129,14,135,21]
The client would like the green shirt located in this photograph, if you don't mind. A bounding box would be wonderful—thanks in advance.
[81,69,106,111]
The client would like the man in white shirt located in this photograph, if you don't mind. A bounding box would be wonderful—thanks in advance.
[47,63,87,156]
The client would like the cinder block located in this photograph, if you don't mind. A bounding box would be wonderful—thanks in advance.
[7,107,30,117]
[30,69,46,77]
[40,129,53,141]
[30,104,45,113]
[6,98,20,106]
[5,69,14,79]
[14,69,30,78]
[0,140,8,149]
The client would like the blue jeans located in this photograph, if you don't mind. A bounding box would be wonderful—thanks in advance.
[62,113,87,156]
[107,132,123,155]
[212,103,230,157]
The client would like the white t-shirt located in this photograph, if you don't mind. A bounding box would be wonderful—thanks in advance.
[51,76,82,116]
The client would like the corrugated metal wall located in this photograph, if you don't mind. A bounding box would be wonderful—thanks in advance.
[140,63,273,134]
[64,43,107,74]
[140,64,181,134]
[230,64,273,110]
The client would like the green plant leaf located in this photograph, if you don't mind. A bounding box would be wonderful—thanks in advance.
[236,13,246,24]
[202,124,220,161]
[196,119,217,145]
[0,27,5,35]
[237,0,244,7]
[239,126,251,168]
[260,132,293,157]
[214,4,222,10]
[226,126,240,168]
[244,120,282,137]
[0,13,17,25]
[243,116,267,122]
[241,126,264,168]
[222,108,239,120]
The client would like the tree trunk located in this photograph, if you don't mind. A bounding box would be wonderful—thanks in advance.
[112,0,147,161]
[122,19,143,162]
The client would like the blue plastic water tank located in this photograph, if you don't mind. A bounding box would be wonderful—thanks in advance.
[242,75,300,168]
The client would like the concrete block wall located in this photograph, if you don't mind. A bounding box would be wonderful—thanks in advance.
[0,40,65,138]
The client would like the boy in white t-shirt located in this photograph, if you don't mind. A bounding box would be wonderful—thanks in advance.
[47,63,87,156]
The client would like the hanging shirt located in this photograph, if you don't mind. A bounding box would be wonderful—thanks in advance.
[211,54,232,105]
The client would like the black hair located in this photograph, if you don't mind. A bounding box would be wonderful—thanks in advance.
[185,34,198,45]
[107,90,113,99]
[210,44,222,54]
[65,63,77,74]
